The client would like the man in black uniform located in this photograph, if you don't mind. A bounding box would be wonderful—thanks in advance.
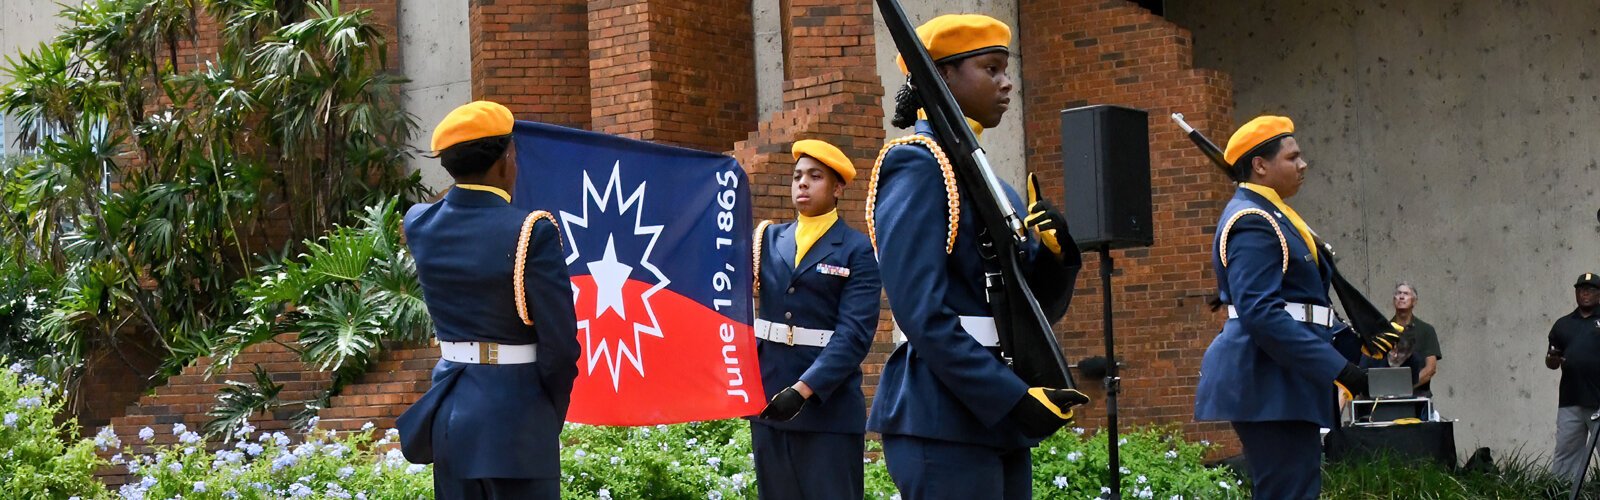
[1547,273,1600,483]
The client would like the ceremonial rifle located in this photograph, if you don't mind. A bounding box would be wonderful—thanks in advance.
[1170,113,1401,358]
[878,0,1076,389]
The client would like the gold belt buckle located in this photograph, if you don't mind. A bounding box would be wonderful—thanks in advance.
[478,342,499,364]
[786,325,795,346]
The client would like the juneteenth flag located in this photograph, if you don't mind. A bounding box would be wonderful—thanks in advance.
[511,121,764,425]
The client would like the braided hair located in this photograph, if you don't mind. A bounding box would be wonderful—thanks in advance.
[890,80,924,129]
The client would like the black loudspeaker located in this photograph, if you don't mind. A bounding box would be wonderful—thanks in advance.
[1060,104,1153,251]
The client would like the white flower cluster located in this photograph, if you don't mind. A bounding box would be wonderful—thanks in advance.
[104,418,417,500]
[94,426,121,450]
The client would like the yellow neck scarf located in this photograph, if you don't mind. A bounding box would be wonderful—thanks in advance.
[916,109,985,140]
[794,209,838,267]
[455,183,511,203]
[1240,182,1318,264]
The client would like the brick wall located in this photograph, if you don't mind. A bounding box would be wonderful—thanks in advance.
[470,0,591,128]
[589,0,757,151]
[72,327,165,433]
[91,335,436,487]
[1018,0,1240,455]
[783,0,876,78]
[94,334,335,487]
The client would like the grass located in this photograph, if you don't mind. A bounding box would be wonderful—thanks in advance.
[1321,448,1600,499]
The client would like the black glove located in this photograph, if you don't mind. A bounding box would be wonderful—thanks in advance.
[1025,173,1068,257]
[1008,387,1091,438]
[758,387,806,421]
[1361,322,1405,358]
[1335,363,1369,397]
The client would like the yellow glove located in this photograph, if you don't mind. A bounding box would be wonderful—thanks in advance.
[1024,173,1067,256]
[1360,322,1405,358]
[1010,387,1091,438]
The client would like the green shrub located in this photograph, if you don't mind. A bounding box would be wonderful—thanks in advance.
[1028,426,1246,500]
[0,360,109,498]
[559,420,757,499]
[556,419,1237,500]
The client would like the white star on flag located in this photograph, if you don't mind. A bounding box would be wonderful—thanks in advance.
[559,161,670,391]
[587,235,633,320]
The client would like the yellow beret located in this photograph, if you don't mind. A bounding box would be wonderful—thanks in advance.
[431,101,514,152]
[792,139,855,183]
[1224,115,1295,166]
[896,14,1012,75]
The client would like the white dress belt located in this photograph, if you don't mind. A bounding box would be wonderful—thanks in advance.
[1227,302,1335,327]
[438,341,537,364]
[892,316,1000,347]
[753,319,834,348]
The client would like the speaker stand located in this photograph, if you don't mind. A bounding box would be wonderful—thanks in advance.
[1099,245,1123,499]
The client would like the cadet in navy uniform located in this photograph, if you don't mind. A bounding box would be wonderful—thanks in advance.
[749,139,882,500]
[866,15,1088,499]
[395,101,580,500]
[1193,116,1371,499]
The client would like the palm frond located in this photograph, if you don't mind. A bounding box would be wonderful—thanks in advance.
[203,364,282,439]
[295,286,382,372]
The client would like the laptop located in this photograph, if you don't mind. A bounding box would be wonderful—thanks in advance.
[1367,367,1414,399]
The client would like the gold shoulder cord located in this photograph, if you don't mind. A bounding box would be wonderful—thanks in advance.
[515,210,560,326]
[752,219,773,296]
[865,135,961,254]
[1218,208,1288,274]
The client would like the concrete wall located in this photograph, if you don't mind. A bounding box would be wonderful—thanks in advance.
[752,0,1027,186]
[753,0,785,121]
[398,0,471,193]
[1168,0,1600,461]
[0,0,78,154]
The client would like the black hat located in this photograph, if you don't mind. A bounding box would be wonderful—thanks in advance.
[1577,273,1600,289]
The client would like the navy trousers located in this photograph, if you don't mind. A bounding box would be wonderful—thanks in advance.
[1232,420,1323,500]
[751,423,864,500]
[431,393,560,500]
[882,434,1031,500]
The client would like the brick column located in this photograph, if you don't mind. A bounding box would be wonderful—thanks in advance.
[1019,0,1239,455]
[470,0,590,128]
[589,0,757,152]
[783,0,875,79]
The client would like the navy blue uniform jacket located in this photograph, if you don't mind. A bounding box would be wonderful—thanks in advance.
[866,121,1082,450]
[397,187,580,478]
[751,219,882,434]
[1194,187,1348,428]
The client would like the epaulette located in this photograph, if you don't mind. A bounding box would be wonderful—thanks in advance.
[1218,208,1288,274]
[514,210,559,326]
[752,219,773,296]
[865,135,960,254]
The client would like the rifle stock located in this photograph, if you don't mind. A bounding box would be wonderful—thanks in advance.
[877,0,1075,389]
